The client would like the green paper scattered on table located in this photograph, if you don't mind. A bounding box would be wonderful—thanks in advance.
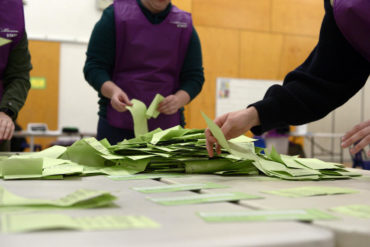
[1,213,159,233]
[0,186,116,210]
[148,192,262,206]
[132,182,228,194]
[20,145,67,159]
[108,173,184,181]
[263,186,358,198]
[198,208,337,222]
[331,204,370,218]
[146,93,164,119]
[1,158,43,179]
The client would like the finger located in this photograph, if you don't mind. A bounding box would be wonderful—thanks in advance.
[350,136,370,155]
[3,122,12,140]
[367,149,370,157]
[342,126,370,148]
[119,94,132,106]
[112,100,127,112]
[205,129,215,157]
[342,122,368,144]
[215,143,221,155]
[0,120,6,140]
[158,105,176,115]
[9,124,15,140]
[158,100,171,110]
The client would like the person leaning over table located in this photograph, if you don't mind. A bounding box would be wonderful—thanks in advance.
[205,0,370,157]
[0,0,32,151]
[84,0,204,145]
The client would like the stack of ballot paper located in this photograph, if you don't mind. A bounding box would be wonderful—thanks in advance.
[0,113,361,181]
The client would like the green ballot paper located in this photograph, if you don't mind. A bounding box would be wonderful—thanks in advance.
[146,93,164,119]
[0,186,117,210]
[132,182,228,194]
[331,204,370,218]
[1,213,160,233]
[0,37,11,47]
[263,186,358,198]
[148,192,262,206]
[127,99,149,137]
[198,209,337,222]
[108,173,184,181]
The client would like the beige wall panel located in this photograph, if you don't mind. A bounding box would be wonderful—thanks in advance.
[240,31,284,80]
[172,0,192,12]
[185,27,239,129]
[278,35,318,79]
[192,0,271,31]
[271,0,324,36]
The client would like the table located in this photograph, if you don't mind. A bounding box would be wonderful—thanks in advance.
[0,175,334,247]
[13,131,96,151]
[164,169,370,247]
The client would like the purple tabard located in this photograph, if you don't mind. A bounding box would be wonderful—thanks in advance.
[0,0,25,101]
[333,0,370,62]
[109,0,193,131]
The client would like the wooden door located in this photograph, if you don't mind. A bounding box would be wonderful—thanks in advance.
[17,40,60,150]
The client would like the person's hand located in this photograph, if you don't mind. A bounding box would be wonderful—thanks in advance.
[157,94,182,115]
[0,112,15,140]
[110,89,132,112]
[101,81,132,112]
[205,107,260,157]
[341,120,370,156]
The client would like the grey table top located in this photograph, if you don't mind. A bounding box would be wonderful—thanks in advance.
[0,175,334,247]
[162,169,370,247]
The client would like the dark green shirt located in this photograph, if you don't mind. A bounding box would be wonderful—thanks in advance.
[84,0,204,119]
[1,32,32,121]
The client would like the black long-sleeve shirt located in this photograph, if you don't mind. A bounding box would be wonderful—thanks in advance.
[251,0,370,135]
[1,33,32,121]
[84,0,204,119]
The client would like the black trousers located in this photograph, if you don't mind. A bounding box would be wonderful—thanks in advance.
[97,117,135,145]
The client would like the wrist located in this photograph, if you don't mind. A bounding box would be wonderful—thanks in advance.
[0,107,15,119]
[245,107,260,127]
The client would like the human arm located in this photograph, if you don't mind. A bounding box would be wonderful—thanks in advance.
[341,120,370,156]
[83,6,115,95]
[249,0,369,135]
[0,32,32,140]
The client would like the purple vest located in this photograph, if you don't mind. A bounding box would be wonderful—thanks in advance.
[0,0,25,100]
[109,0,193,131]
[333,0,370,62]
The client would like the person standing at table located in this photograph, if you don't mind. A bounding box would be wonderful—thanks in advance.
[205,0,370,157]
[84,0,204,144]
[0,0,32,151]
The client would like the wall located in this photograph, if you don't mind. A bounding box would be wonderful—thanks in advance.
[24,0,102,133]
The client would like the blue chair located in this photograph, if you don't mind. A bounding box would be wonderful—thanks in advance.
[352,148,370,170]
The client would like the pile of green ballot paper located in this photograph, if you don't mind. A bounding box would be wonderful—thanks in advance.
[0,113,361,181]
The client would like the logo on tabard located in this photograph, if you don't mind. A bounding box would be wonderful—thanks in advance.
[0,28,19,38]
[170,21,188,28]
